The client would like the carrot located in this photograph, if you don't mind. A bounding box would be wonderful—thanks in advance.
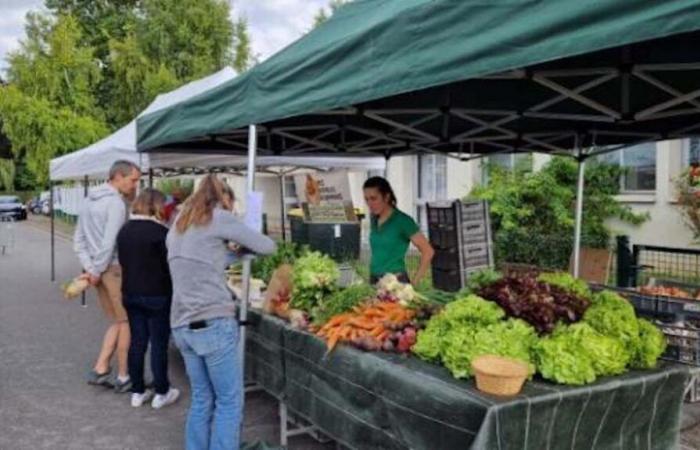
[378,330,390,341]
[327,333,340,352]
[369,326,385,338]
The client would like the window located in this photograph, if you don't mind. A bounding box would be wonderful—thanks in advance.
[597,143,657,192]
[416,154,447,230]
[683,138,700,167]
[367,169,385,178]
[481,153,533,184]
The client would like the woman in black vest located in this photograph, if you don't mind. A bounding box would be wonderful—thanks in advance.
[117,188,179,409]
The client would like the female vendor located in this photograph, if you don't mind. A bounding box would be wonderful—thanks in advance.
[363,176,434,286]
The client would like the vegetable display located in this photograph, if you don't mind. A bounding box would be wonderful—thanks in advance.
[376,274,425,307]
[316,302,418,353]
[478,273,590,334]
[252,241,308,283]
[583,290,640,357]
[312,283,376,326]
[414,295,537,378]
[632,318,668,369]
[290,251,340,313]
[537,271,591,299]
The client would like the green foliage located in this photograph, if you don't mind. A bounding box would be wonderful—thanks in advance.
[533,329,598,385]
[0,85,108,184]
[632,318,667,369]
[312,283,376,326]
[1,0,249,187]
[251,241,308,283]
[675,169,700,244]
[0,159,16,191]
[156,178,194,197]
[537,272,591,298]
[290,251,340,312]
[469,156,648,269]
[442,319,538,379]
[583,291,640,357]
[233,18,255,72]
[313,0,351,28]
[461,268,503,295]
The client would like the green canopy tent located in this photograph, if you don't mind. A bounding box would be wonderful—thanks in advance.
[136,2,700,443]
[137,0,700,277]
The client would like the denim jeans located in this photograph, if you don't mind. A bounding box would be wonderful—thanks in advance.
[123,295,171,395]
[172,317,242,450]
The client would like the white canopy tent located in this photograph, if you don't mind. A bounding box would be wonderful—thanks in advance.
[47,66,385,281]
[49,67,238,181]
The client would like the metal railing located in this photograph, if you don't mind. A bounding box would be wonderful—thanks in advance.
[616,236,700,287]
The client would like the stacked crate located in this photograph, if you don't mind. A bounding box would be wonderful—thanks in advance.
[426,200,493,292]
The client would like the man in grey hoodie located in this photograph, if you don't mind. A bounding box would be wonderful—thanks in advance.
[74,160,141,392]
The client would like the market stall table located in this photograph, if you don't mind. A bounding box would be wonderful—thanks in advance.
[244,310,689,450]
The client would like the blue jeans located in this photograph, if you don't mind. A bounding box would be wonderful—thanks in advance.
[124,295,171,395]
[172,317,242,450]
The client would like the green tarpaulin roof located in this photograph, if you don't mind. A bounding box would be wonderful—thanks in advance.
[137,0,700,158]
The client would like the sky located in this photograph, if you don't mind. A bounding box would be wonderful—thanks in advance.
[0,0,332,74]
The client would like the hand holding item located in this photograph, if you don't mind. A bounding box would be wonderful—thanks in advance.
[61,276,91,299]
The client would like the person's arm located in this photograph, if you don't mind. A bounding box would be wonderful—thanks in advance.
[73,210,96,276]
[91,200,126,277]
[410,232,434,286]
[215,210,277,256]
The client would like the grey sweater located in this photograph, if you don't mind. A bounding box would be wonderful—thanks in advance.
[167,208,276,328]
[74,184,128,276]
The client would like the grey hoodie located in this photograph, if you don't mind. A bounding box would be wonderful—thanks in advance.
[167,208,276,328]
[74,184,128,276]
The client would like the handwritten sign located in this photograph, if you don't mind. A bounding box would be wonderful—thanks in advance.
[295,172,356,223]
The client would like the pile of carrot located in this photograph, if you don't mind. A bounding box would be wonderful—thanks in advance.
[316,302,416,352]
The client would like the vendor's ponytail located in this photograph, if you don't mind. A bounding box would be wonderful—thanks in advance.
[363,176,397,208]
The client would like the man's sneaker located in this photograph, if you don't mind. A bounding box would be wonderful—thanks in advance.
[113,377,132,394]
[86,369,112,387]
[131,390,154,408]
[152,388,180,410]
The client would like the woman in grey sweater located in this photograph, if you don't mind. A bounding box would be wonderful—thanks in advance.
[167,175,275,450]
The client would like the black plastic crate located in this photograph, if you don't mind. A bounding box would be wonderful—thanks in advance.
[288,216,361,262]
[432,248,460,271]
[432,268,462,292]
[428,224,460,250]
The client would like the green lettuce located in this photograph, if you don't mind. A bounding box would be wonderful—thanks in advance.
[534,330,597,385]
[412,314,451,362]
[564,323,629,376]
[442,294,505,326]
[290,252,339,312]
[442,319,537,379]
[583,290,640,358]
[631,318,667,369]
[537,272,591,299]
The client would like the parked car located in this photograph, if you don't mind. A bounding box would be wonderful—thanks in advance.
[0,195,27,221]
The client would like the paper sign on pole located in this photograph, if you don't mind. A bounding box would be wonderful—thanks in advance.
[294,171,357,223]
[245,191,264,232]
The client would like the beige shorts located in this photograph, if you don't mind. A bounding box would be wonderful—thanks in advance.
[96,265,128,322]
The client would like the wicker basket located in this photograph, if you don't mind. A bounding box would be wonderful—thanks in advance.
[471,355,529,396]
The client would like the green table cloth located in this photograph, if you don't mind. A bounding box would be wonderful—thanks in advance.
[244,310,689,450]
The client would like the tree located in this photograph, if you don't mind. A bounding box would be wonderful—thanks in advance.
[0,159,15,191]
[675,168,700,243]
[470,157,648,269]
[233,17,255,73]
[0,14,108,184]
[313,0,351,28]
[106,0,236,126]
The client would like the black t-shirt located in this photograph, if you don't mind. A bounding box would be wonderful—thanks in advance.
[117,219,172,297]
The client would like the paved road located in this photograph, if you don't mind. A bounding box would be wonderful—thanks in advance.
[0,220,330,450]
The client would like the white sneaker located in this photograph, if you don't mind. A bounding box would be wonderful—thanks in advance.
[131,390,153,408]
[152,388,180,410]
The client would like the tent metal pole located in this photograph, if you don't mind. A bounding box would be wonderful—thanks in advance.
[50,182,55,282]
[81,176,89,307]
[148,169,154,188]
[279,174,287,241]
[239,124,257,397]
[572,147,586,278]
